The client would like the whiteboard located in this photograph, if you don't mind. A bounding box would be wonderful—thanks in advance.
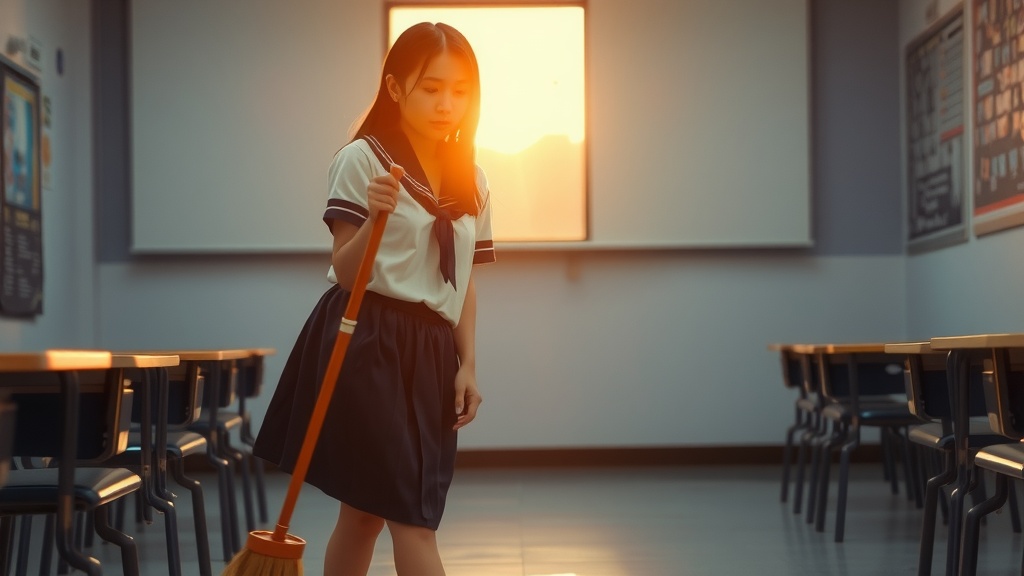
[130,0,811,252]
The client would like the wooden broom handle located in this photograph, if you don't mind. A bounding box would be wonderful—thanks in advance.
[272,164,404,540]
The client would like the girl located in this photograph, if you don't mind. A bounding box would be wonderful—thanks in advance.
[253,22,494,576]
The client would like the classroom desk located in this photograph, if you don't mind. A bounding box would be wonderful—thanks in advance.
[929,333,1024,576]
[0,350,113,575]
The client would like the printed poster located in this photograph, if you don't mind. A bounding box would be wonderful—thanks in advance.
[0,60,42,317]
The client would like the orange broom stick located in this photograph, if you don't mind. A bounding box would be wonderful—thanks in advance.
[222,164,404,576]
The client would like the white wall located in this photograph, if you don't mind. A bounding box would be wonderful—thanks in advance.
[0,0,95,349]
[96,253,906,448]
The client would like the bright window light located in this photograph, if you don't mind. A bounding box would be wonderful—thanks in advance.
[389,4,587,242]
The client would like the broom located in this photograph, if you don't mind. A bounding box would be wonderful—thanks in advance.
[222,163,405,576]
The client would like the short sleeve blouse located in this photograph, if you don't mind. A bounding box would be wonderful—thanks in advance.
[323,139,495,326]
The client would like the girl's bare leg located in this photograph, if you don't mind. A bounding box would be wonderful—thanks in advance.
[324,503,385,576]
[387,520,446,576]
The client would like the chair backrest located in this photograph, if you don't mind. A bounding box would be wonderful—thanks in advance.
[982,348,1024,439]
[777,347,803,392]
[0,400,14,487]
[235,354,264,399]
[128,362,205,429]
[904,352,987,422]
[818,352,904,401]
[200,360,236,410]
[2,368,134,465]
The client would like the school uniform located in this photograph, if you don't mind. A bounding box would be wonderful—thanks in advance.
[253,128,495,530]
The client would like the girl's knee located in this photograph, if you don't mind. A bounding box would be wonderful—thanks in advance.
[387,520,437,544]
[339,504,386,536]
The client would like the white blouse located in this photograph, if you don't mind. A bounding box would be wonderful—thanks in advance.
[323,139,495,326]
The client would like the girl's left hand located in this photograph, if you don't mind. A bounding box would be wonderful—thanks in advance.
[453,365,482,431]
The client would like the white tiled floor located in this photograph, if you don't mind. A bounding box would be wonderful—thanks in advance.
[10,463,1024,575]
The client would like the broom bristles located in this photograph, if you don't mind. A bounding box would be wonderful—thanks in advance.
[221,547,303,576]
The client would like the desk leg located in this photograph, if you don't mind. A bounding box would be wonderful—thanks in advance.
[56,372,102,576]
[945,350,971,576]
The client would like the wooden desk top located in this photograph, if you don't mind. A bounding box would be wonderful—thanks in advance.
[930,333,1024,350]
[789,344,825,354]
[0,350,112,372]
[788,342,920,355]
[248,348,277,357]
[117,349,252,362]
[823,343,893,354]
[883,342,935,354]
[111,354,180,369]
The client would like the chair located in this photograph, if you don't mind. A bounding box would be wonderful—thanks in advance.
[773,344,820,509]
[235,349,273,525]
[182,350,251,560]
[958,345,1024,576]
[809,344,924,542]
[887,341,1020,576]
[0,359,141,576]
[105,356,214,576]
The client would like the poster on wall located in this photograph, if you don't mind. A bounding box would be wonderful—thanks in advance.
[972,0,1024,235]
[905,4,967,253]
[0,58,42,317]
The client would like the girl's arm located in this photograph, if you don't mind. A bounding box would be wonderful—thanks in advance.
[452,275,482,430]
[330,220,373,290]
[330,169,401,289]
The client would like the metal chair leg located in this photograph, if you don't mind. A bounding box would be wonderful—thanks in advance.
[15,516,30,576]
[172,456,213,576]
[918,448,955,576]
[93,505,140,576]
[960,473,1009,576]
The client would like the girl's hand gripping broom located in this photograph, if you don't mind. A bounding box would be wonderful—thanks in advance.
[222,164,405,576]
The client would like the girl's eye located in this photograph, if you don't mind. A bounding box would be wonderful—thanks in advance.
[423,87,439,94]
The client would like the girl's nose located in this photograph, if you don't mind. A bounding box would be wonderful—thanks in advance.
[437,91,453,112]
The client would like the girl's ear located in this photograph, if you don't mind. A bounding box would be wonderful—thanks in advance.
[385,74,401,102]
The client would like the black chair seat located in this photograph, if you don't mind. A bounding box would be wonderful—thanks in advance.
[105,431,209,467]
[164,431,207,458]
[821,400,916,424]
[795,397,817,412]
[974,444,1024,479]
[0,467,140,512]
[188,412,241,433]
[908,420,1005,450]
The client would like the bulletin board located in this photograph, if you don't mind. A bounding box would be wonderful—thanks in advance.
[972,0,1024,236]
[0,58,42,317]
[905,4,967,252]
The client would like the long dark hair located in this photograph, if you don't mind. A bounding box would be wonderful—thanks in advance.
[351,22,482,215]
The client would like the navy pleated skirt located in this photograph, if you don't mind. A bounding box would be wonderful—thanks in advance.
[253,284,459,530]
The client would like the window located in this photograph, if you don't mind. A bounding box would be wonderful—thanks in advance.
[389,4,587,242]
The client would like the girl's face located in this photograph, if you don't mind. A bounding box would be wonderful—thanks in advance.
[390,49,472,148]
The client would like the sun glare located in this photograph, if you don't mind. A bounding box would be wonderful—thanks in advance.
[389,7,584,154]
[389,5,587,242]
